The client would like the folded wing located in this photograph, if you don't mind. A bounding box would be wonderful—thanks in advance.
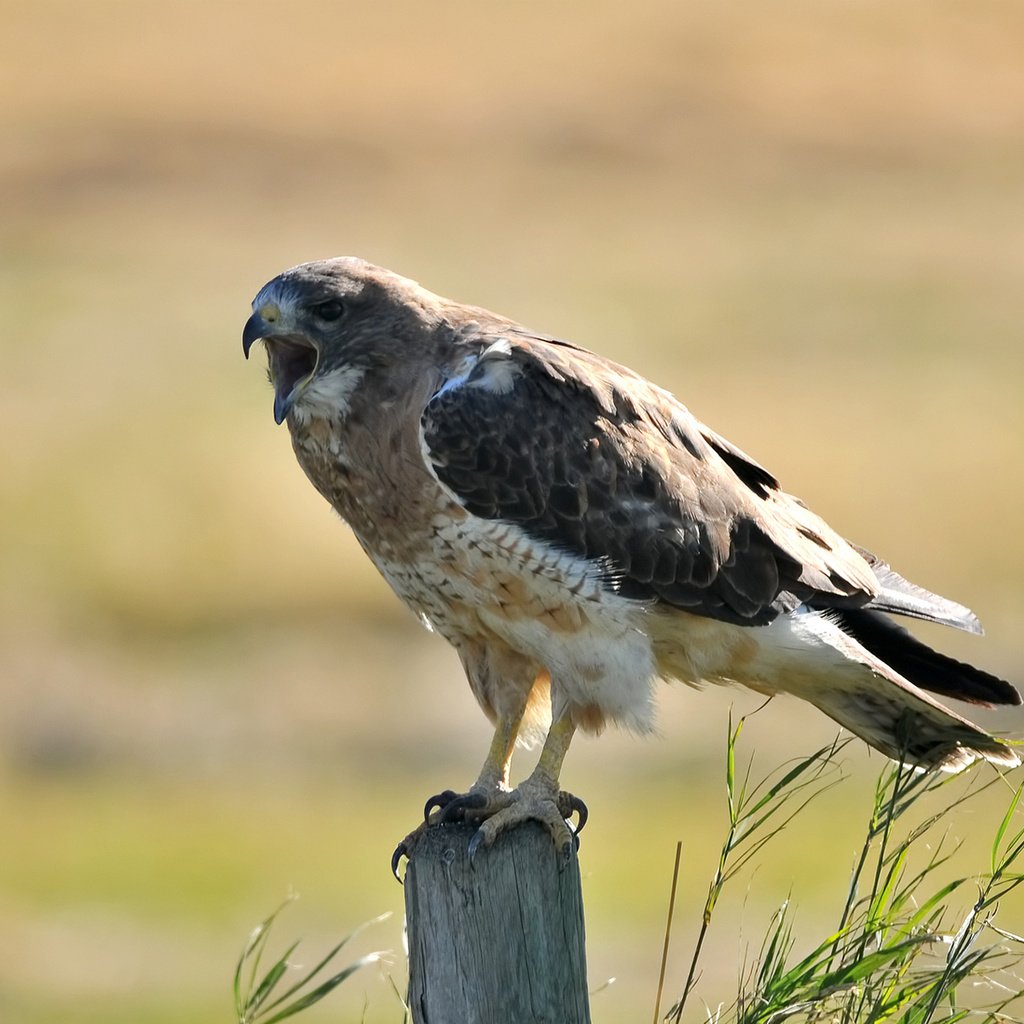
[421,332,880,628]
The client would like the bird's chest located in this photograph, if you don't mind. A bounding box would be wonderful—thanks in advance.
[286,414,516,637]
[288,413,441,562]
[368,512,618,653]
[286,412,619,648]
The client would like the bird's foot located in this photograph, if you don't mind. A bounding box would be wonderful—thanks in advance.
[465,779,587,864]
[422,784,515,825]
[391,779,587,881]
[390,781,510,881]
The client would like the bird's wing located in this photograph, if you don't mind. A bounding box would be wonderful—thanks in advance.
[420,332,879,627]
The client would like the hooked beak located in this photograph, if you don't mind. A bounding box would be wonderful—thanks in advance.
[242,312,320,425]
[242,312,271,359]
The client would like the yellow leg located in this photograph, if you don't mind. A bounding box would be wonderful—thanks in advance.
[466,710,587,859]
[393,708,586,880]
[420,704,525,825]
[473,709,524,791]
[526,711,576,792]
[393,709,525,880]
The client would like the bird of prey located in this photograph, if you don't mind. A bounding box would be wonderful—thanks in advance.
[242,257,1020,862]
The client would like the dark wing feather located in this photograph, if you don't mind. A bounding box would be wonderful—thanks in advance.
[422,334,879,627]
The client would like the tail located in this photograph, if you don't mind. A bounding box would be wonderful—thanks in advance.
[799,548,1020,769]
[802,612,1020,771]
[810,681,1020,771]
[834,608,1021,708]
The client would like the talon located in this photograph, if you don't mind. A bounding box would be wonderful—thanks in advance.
[423,790,458,821]
[440,791,488,823]
[401,784,590,864]
[391,841,408,884]
[560,792,588,835]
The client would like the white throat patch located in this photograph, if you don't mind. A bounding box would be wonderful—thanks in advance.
[292,365,366,424]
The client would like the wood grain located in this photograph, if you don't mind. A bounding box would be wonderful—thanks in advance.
[404,821,591,1024]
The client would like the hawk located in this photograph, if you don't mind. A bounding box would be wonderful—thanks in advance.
[242,257,1020,863]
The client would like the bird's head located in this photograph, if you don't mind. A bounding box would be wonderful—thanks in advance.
[242,257,442,424]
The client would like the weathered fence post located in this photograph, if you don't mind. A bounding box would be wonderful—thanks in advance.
[404,821,592,1024]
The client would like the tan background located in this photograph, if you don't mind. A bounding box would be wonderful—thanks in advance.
[2,2,1023,1022]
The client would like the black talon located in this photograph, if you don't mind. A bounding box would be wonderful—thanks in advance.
[391,841,408,884]
[558,792,589,835]
[423,790,458,821]
[569,795,588,835]
[467,829,485,864]
[440,792,488,823]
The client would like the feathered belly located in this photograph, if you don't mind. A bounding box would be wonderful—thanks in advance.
[366,513,661,733]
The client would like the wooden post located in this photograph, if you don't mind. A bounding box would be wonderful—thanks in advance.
[403,821,592,1024]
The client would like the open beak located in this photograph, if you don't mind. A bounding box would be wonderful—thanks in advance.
[242,313,320,425]
[241,312,271,359]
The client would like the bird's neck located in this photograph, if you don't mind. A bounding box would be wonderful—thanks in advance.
[286,363,447,554]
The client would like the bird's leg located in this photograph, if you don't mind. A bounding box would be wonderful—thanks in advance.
[466,711,588,862]
[391,708,523,881]
[423,710,523,822]
[391,709,587,878]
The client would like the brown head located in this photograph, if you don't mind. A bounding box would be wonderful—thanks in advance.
[242,257,448,424]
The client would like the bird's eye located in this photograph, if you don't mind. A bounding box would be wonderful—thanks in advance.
[312,299,344,322]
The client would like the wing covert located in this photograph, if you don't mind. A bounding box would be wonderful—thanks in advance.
[421,335,877,626]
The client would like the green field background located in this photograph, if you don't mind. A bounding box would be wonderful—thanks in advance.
[2,2,1024,1022]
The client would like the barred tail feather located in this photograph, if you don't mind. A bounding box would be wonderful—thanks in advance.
[808,681,1021,772]
[764,609,1020,772]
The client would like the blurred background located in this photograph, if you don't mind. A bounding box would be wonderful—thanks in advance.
[2,1,1023,1021]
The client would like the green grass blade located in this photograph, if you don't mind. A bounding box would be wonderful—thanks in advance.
[742,742,845,819]
[819,936,932,989]
[259,954,381,1024]
[866,846,907,932]
[235,896,298,1022]
[244,940,302,1018]
[727,710,741,823]
[258,912,392,1016]
[682,728,1024,1024]
[991,789,1024,871]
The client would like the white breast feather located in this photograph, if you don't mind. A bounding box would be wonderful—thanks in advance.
[372,511,660,734]
[292,366,365,425]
